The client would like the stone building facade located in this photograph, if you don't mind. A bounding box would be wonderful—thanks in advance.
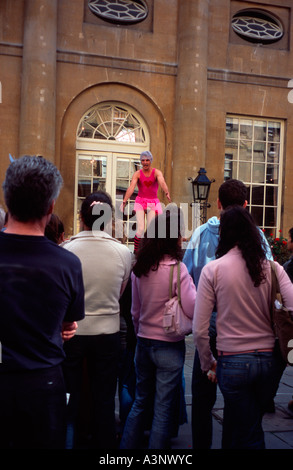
[0,0,293,245]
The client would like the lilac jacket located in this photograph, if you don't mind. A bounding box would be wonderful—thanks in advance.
[193,247,293,371]
[131,256,196,342]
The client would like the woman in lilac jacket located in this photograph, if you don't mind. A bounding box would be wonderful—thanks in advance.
[193,206,293,449]
[120,208,196,449]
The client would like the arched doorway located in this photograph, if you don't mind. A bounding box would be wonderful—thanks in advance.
[75,102,150,247]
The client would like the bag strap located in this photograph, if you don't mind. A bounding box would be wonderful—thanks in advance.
[168,262,181,305]
[169,264,175,299]
[270,260,282,329]
[270,260,280,294]
[177,262,182,305]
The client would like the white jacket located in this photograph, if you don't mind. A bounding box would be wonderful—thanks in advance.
[63,230,132,335]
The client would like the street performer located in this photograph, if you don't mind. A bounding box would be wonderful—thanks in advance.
[121,150,171,252]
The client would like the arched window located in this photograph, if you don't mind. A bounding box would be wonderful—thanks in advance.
[77,102,147,143]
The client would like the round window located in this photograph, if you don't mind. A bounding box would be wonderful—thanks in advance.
[232,9,284,44]
[88,0,148,25]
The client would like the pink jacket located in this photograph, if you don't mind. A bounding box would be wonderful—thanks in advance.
[193,247,293,371]
[131,256,196,342]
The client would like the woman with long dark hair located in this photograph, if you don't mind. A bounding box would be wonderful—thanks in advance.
[193,205,293,449]
[120,207,196,449]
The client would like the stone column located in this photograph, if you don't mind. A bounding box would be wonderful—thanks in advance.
[19,0,57,162]
[171,0,209,204]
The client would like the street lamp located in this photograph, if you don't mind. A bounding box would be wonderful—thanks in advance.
[188,167,215,224]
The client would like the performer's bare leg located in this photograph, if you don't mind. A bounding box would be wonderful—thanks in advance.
[146,209,156,228]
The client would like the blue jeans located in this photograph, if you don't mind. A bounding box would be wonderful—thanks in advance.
[120,337,185,449]
[217,351,283,449]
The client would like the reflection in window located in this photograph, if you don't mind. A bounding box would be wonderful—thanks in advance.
[225,116,282,236]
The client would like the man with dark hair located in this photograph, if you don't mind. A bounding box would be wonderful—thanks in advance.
[0,155,85,449]
[183,178,273,449]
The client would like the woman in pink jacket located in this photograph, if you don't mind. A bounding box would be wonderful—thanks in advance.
[120,208,196,449]
[193,205,293,449]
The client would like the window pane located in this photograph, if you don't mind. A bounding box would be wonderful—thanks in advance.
[116,178,130,197]
[266,186,278,206]
[93,178,106,192]
[239,141,252,161]
[267,143,279,163]
[239,162,251,182]
[266,164,278,184]
[94,158,107,177]
[253,142,266,162]
[78,178,92,197]
[251,186,264,205]
[240,119,253,140]
[265,206,277,227]
[253,162,265,184]
[251,206,263,226]
[254,121,267,141]
[116,160,129,179]
[268,122,280,142]
[78,159,92,176]
[226,117,239,139]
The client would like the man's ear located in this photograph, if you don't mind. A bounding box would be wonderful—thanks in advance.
[243,200,248,208]
[217,198,222,210]
[47,200,55,215]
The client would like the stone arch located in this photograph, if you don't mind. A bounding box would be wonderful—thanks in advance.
[57,82,167,236]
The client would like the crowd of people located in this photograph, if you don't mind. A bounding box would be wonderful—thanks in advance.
[0,152,293,450]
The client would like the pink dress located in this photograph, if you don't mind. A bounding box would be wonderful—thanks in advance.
[134,168,163,214]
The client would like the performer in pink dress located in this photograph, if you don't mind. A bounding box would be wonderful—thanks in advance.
[121,151,171,252]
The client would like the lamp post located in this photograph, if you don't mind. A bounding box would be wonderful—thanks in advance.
[188,167,215,224]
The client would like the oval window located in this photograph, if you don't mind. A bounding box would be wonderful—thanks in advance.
[232,9,284,44]
[88,0,148,25]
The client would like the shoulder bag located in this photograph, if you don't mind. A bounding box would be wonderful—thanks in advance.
[163,262,193,337]
[270,261,293,365]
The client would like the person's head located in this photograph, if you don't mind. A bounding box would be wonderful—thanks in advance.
[80,190,113,231]
[218,179,247,210]
[133,206,183,277]
[3,155,63,222]
[140,150,153,171]
[45,213,65,244]
[216,205,266,286]
[140,150,153,163]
